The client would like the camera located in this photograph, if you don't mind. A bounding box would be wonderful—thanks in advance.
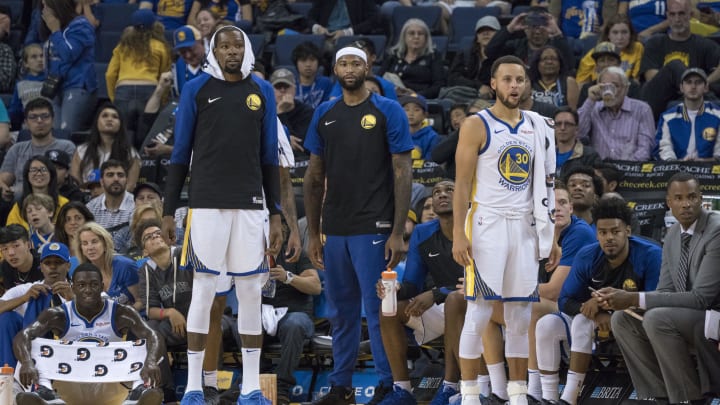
[525,13,548,27]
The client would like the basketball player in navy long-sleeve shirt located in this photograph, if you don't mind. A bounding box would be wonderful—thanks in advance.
[160,26,282,405]
[304,47,414,405]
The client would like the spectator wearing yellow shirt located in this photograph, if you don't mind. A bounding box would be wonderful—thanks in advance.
[105,10,171,149]
[575,15,644,86]
[6,156,69,230]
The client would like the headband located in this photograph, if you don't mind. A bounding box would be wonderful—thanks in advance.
[335,47,367,63]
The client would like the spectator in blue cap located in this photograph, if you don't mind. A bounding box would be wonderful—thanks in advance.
[400,94,440,160]
[172,25,205,95]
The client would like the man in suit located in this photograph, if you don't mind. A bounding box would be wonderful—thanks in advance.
[594,172,720,403]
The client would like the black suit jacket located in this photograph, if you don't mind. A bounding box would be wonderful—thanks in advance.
[308,0,379,35]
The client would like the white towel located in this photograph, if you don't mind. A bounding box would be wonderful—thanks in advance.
[203,26,255,81]
[261,304,288,336]
[524,110,556,260]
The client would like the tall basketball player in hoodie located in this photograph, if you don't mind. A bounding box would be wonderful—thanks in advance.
[161,25,283,405]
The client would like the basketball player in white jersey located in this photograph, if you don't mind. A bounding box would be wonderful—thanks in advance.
[14,263,163,405]
[452,55,557,405]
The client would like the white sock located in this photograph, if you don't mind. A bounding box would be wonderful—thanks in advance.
[460,380,480,397]
[477,374,491,397]
[241,348,261,395]
[540,373,559,401]
[527,369,541,399]
[203,370,218,389]
[487,362,508,400]
[443,380,458,391]
[395,381,412,392]
[560,371,585,404]
[507,381,528,405]
[186,350,205,393]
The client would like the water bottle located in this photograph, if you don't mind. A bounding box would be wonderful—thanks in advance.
[262,255,277,298]
[381,269,398,316]
[0,363,14,405]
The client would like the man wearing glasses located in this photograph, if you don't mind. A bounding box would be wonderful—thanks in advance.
[0,98,75,202]
[553,107,600,178]
[134,219,192,405]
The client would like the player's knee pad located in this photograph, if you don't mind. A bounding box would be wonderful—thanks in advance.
[186,273,218,334]
[459,300,493,359]
[233,273,266,335]
[504,301,531,358]
[535,314,568,371]
[570,314,594,354]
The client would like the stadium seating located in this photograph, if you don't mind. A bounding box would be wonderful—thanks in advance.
[391,6,443,44]
[335,35,388,64]
[95,3,139,32]
[7,0,23,26]
[273,34,325,67]
[287,2,313,18]
[448,6,501,52]
[247,34,267,59]
[95,63,110,102]
[432,35,448,59]
[95,31,123,64]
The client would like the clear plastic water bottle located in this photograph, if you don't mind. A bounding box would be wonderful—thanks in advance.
[262,255,277,298]
[381,268,398,316]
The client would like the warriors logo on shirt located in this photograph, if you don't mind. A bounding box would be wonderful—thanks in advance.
[703,127,717,141]
[361,114,376,129]
[623,278,638,292]
[246,94,262,111]
[497,144,531,191]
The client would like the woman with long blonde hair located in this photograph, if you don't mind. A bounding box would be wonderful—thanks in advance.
[74,222,139,305]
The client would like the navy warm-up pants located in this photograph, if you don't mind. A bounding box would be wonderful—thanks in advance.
[323,234,393,388]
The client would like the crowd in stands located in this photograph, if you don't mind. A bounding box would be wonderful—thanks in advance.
[0,0,720,403]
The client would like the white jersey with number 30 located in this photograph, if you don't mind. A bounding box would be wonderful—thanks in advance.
[471,109,536,211]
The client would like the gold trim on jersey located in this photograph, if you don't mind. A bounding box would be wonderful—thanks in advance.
[464,173,478,299]
[180,209,193,267]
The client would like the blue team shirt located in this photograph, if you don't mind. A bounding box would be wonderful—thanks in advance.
[559,236,661,315]
[629,0,664,33]
[560,0,603,38]
[296,76,333,109]
[411,125,440,160]
[558,216,596,267]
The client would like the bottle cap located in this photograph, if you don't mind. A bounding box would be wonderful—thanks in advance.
[381,269,397,280]
[0,363,13,374]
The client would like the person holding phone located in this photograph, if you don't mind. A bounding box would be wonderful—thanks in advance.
[484,7,575,67]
